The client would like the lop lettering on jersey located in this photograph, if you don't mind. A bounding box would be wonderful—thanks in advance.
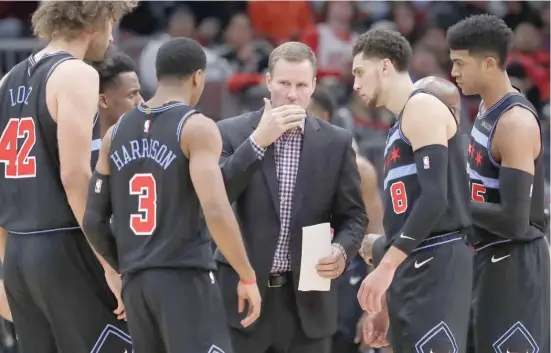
[110,138,177,171]
[9,85,33,107]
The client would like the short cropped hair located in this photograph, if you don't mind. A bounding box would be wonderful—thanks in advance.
[447,14,513,69]
[155,37,207,81]
[352,29,412,73]
[268,42,317,75]
[32,1,138,41]
[311,87,336,119]
[91,49,137,93]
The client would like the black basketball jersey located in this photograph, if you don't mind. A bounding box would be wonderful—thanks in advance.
[0,51,83,233]
[91,111,101,169]
[109,102,216,275]
[382,89,471,247]
[467,92,546,242]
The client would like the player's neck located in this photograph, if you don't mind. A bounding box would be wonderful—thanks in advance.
[479,72,517,110]
[147,85,192,108]
[43,37,89,60]
[384,74,414,117]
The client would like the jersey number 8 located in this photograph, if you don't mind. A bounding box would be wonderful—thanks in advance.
[129,173,157,236]
[390,181,408,214]
[0,118,36,178]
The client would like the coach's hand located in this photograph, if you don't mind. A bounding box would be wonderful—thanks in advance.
[362,311,390,348]
[237,281,261,327]
[357,264,394,313]
[316,245,346,279]
[251,98,306,148]
[105,270,126,321]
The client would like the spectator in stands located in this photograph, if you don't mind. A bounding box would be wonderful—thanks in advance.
[139,5,231,96]
[301,1,357,81]
[219,13,272,94]
[248,0,313,44]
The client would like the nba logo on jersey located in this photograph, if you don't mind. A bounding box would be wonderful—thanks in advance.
[144,120,150,133]
[423,156,430,169]
[95,179,102,193]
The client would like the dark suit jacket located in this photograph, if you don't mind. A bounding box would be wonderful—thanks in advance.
[214,109,367,339]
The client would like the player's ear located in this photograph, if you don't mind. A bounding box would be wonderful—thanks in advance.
[98,93,108,109]
[483,56,499,72]
[192,69,204,87]
[265,72,273,93]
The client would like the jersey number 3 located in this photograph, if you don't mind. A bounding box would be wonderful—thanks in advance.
[390,181,408,214]
[129,173,157,236]
[0,118,36,178]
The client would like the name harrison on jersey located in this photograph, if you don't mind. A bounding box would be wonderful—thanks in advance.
[110,138,177,171]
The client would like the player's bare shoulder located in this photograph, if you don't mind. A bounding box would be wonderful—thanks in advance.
[46,59,99,121]
[401,92,456,144]
[494,105,541,157]
[180,113,222,157]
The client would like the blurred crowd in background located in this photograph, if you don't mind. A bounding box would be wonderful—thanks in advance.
[0,1,549,352]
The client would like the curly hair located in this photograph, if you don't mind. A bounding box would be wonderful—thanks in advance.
[32,1,138,41]
[447,14,513,69]
[352,29,412,73]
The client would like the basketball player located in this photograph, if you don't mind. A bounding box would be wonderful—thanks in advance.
[309,87,384,353]
[359,75,463,264]
[353,30,473,353]
[447,14,550,353]
[82,37,261,353]
[359,76,463,353]
[90,49,143,165]
[0,2,136,353]
[0,50,142,325]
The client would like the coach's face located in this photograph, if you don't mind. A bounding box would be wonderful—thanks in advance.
[266,59,316,109]
[352,53,384,109]
[449,49,489,96]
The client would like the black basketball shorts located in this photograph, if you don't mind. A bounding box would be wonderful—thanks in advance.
[469,235,550,353]
[123,267,233,353]
[386,233,473,353]
[3,229,132,353]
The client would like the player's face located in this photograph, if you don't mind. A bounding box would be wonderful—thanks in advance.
[189,70,206,107]
[85,20,114,61]
[99,71,142,126]
[266,59,316,109]
[352,53,384,109]
[449,49,485,96]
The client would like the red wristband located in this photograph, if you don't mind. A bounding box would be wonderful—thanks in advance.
[240,277,256,285]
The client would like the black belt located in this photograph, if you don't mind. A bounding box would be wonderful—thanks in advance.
[268,272,291,288]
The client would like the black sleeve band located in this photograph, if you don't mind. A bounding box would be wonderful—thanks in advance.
[83,171,119,272]
[471,167,533,240]
[392,144,449,254]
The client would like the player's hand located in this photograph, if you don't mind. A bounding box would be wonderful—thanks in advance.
[357,264,394,313]
[362,310,390,348]
[316,244,346,279]
[237,281,261,327]
[359,233,383,265]
[104,270,126,321]
[251,98,306,148]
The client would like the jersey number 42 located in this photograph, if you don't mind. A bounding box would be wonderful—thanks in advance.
[0,118,36,178]
[129,173,157,236]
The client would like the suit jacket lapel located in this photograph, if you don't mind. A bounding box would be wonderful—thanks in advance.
[249,111,280,219]
[291,116,321,223]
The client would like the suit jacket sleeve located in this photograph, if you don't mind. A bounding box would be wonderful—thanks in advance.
[218,117,264,203]
[331,133,369,261]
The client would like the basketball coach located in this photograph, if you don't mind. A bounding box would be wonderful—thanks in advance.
[215,41,368,353]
